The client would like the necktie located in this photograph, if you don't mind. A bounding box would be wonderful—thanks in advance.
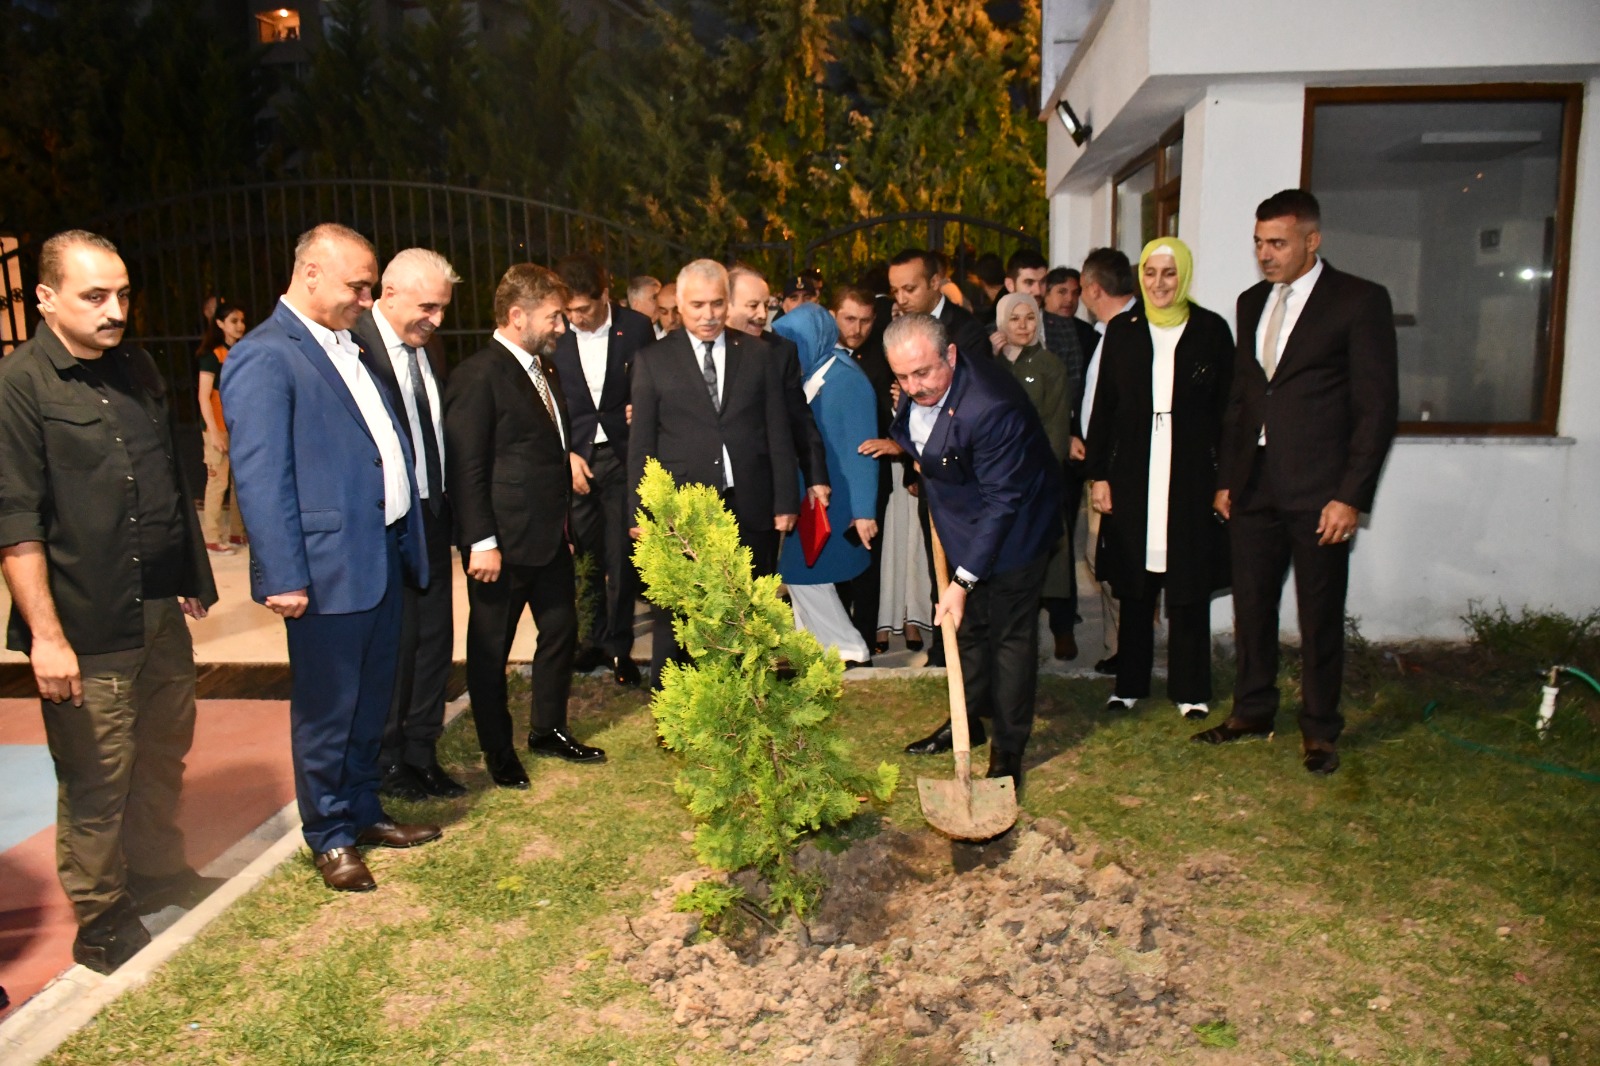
[701,339,721,413]
[1260,284,1290,379]
[404,345,444,508]
[528,356,561,442]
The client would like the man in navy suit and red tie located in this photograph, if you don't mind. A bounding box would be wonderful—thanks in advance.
[886,314,1062,792]
[1204,189,1399,775]
[224,224,441,894]
[549,254,656,687]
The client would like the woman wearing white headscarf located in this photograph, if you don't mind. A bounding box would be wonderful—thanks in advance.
[1085,238,1233,718]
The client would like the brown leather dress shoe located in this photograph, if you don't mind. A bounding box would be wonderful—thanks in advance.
[315,848,377,892]
[1053,632,1079,660]
[355,820,442,848]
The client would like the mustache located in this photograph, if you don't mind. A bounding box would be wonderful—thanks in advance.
[98,320,127,330]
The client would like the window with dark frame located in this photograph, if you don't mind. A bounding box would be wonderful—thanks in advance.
[1304,84,1581,436]
[1113,122,1183,265]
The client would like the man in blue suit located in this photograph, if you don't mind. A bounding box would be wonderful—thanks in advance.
[887,314,1062,791]
[223,223,442,893]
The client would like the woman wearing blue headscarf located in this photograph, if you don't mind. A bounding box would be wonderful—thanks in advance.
[774,302,879,664]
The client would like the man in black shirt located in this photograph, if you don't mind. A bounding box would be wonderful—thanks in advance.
[0,230,218,974]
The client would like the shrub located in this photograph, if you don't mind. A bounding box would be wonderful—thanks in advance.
[631,460,898,919]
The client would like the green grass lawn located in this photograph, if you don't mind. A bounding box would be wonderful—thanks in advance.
[47,632,1600,1065]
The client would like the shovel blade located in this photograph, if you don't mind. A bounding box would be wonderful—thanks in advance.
[916,774,1018,841]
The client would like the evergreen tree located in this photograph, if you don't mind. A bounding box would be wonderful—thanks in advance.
[633,460,897,918]
[275,0,389,176]
[378,0,492,181]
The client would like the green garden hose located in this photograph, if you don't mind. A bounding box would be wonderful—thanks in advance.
[1422,695,1600,783]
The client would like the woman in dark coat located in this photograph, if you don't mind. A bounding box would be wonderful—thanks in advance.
[1085,237,1232,718]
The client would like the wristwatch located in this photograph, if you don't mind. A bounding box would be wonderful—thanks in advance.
[952,574,978,593]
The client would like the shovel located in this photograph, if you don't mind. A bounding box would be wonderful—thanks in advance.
[916,523,1018,841]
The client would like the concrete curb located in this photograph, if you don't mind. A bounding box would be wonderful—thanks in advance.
[0,694,472,1065]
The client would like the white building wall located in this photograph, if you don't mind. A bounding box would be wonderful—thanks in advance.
[1041,2,1600,640]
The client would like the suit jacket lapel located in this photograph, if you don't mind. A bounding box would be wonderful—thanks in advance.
[601,323,630,410]
[678,332,722,419]
[278,304,375,443]
[923,362,969,461]
[1270,268,1332,379]
[496,340,566,447]
[721,332,752,415]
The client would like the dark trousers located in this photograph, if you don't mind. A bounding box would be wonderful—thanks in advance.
[650,488,772,683]
[43,599,196,925]
[957,552,1049,756]
[1230,451,1351,744]
[1043,469,1083,635]
[1114,571,1212,703]
[838,494,885,651]
[284,527,400,853]
[382,499,454,769]
[464,549,577,761]
[916,489,946,663]
[569,442,640,660]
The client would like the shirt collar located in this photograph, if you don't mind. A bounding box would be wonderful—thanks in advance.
[689,329,726,353]
[1094,297,1139,335]
[931,294,948,319]
[572,303,613,341]
[280,296,349,354]
[371,305,408,354]
[493,329,540,371]
[1285,256,1324,298]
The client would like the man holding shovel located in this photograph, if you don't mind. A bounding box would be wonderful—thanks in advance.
[886,314,1061,793]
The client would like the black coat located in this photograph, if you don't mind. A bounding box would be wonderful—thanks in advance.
[547,303,656,462]
[443,338,572,567]
[1085,302,1233,605]
[762,331,830,488]
[627,329,799,538]
[1218,263,1398,513]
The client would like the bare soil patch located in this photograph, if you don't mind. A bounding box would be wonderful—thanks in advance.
[611,816,1218,1064]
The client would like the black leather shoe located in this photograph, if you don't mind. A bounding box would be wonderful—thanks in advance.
[985,748,1024,787]
[1093,654,1119,676]
[356,819,442,848]
[903,716,986,755]
[486,751,531,789]
[924,642,946,668]
[1190,719,1275,744]
[1303,746,1341,775]
[528,727,606,763]
[614,656,642,687]
[379,763,430,802]
[127,867,227,915]
[411,760,468,798]
[572,646,608,673]
[72,901,150,974]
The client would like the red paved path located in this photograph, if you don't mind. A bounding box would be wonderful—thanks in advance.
[0,697,294,1017]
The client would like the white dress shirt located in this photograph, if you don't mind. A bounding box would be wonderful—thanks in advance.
[1254,256,1324,443]
[371,306,445,499]
[906,384,977,585]
[691,330,735,489]
[572,305,612,443]
[280,297,410,526]
[469,331,568,554]
[1081,296,1139,437]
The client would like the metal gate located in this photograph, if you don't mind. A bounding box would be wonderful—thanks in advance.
[0,179,693,411]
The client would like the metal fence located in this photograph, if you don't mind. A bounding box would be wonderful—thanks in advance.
[0,178,694,417]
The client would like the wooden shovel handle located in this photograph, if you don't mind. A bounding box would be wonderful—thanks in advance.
[928,522,972,787]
